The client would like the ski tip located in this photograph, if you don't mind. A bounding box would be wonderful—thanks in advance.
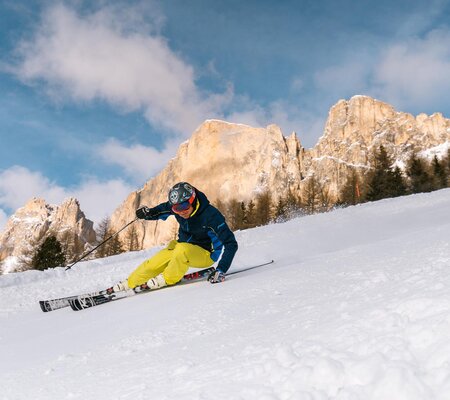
[39,301,50,312]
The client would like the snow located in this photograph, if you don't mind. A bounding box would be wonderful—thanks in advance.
[11,216,43,224]
[419,141,450,161]
[312,155,370,170]
[1,256,19,274]
[272,150,281,168]
[1,189,450,399]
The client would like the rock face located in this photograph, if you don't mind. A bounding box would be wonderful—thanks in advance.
[0,198,96,273]
[110,120,305,249]
[110,96,450,250]
[2,96,450,268]
[308,96,450,195]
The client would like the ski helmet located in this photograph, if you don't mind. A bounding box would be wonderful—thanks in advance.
[168,182,196,211]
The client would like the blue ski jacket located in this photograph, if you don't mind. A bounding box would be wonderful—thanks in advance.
[142,189,238,273]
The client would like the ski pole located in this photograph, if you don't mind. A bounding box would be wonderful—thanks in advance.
[65,217,138,271]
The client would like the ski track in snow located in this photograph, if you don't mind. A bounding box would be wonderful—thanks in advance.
[1,189,450,399]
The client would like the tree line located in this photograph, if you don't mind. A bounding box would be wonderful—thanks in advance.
[21,146,450,271]
[339,146,450,206]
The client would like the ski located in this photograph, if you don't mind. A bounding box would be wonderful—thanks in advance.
[39,291,103,312]
[69,260,275,311]
[68,266,216,311]
[40,259,275,312]
[39,266,215,312]
[40,297,72,312]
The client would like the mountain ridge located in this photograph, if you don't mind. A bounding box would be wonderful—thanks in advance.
[1,95,449,272]
[0,197,96,273]
[109,95,450,249]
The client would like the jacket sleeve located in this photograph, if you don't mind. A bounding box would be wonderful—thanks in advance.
[207,210,238,273]
[143,202,173,221]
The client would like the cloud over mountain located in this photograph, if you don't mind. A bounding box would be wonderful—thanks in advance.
[13,3,230,135]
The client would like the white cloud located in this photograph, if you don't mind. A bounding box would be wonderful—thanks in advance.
[314,61,370,97]
[12,3,325,150]
[0,166,133,227]
[98,138,180,182]
[310,27,450,118]
[70,177,134,225]
[0,208,8,232]
[373,29,450,110]
[14,3,231,135]
[6,2,351,198]
[227,97,325,148]
[0,166,67,209]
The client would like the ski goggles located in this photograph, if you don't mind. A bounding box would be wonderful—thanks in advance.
[171,193,196,212]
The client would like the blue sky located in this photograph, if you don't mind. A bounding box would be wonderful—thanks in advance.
[1,0,450,229]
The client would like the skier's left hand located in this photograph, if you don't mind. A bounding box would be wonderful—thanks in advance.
[208,270,226,284]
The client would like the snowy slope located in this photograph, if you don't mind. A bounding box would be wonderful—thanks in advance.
[1,189,450,400]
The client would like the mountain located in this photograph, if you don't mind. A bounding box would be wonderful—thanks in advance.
[0,197,96,273]
[110,95,450,249]
[2,95,449,269]
[1,189,450,399]
[110,119,304,249]
[309,95,450,195]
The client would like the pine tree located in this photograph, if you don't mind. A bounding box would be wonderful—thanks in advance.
[432,155,448,189]
[273,189,303,222]
[406,153,434,193]
[366,146,406,201]
[339,170,362,206]
[95,217,110,258]
[254,191,272,226]
[125,224,140,251]
[274,197,288,222]
[339,170,361,206]
[246,200,256,228]
[59,231,85,263]
[240,201,248,227]
[17,233,44,271]
[445,149,450,169]
[31,236,66,271]
[390,166,408,197]
[366,145,390,201]
[95,217,124,258]
[445,149,450,187]
[302,175,322,214]
[108,235,124,256]
[226,199,246,231]
[319,185,333,212]
[286,189,303,219]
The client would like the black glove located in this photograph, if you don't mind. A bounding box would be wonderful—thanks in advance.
[136,206,151,219]
[208,269,226,284]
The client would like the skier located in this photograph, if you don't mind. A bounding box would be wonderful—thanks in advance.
[107,182,238,294]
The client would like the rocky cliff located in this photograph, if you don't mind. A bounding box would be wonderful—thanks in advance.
[0,197,96,273]
[110,96,450,250]
[110,120,305,249]
[2,96,449,269]
[308,95,450,195]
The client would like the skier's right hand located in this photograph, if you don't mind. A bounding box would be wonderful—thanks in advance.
[136,206,151,219]
[208,269,226,284]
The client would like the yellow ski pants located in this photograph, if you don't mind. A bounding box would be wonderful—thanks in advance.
[127,240,214,287]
